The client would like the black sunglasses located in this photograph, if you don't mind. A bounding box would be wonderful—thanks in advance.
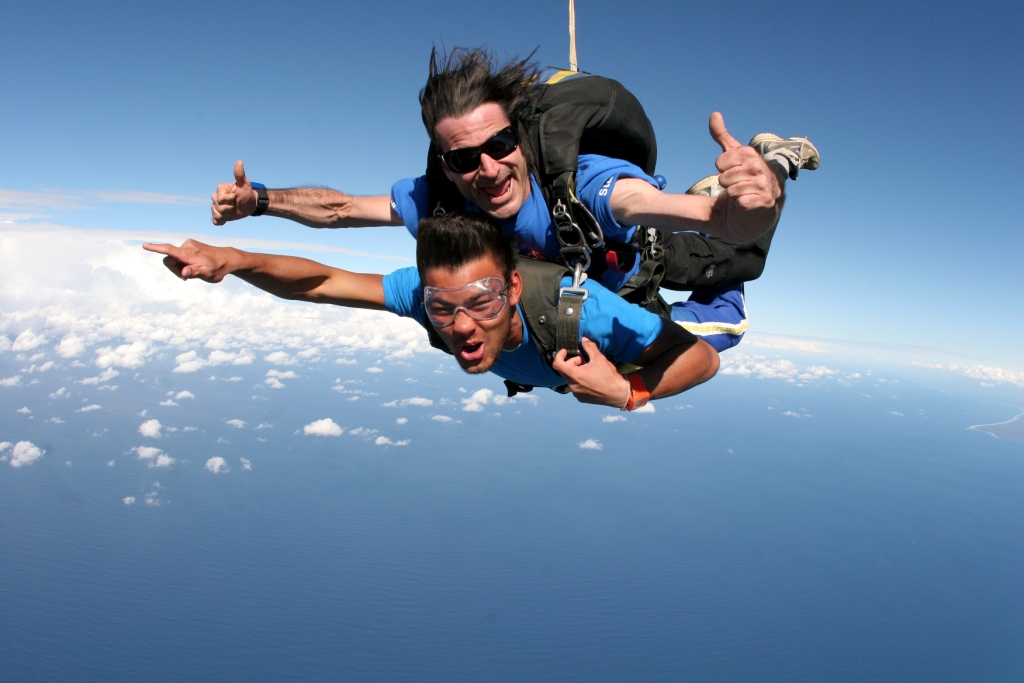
[439,127,519,174]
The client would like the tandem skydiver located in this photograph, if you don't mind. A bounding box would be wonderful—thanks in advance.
[208,47,819,352]
[143,212,719,411]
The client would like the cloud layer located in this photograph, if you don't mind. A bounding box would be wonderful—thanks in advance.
[0,227,434,382]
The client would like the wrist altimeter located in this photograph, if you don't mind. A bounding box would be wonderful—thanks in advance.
[250,182,269,216]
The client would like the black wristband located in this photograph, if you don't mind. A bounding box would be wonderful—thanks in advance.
[250,182,269,216]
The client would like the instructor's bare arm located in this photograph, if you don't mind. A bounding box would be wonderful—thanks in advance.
[211,161,402,229]
[142,239,386,309]
[609,112,783,244]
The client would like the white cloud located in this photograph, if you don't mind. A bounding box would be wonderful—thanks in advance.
[81,368,119,385]
[303,418,343,436]
[138,419,162,438]
[9,441,45,467]
[17,406,31,414]
[225,419,246,428]
[396,417,408,424]
[144,492,161,506]
[889,411,905,417]
[720,353,840,382]
[431,415,453,423]
[77,404,101,412]
[240,457,252,470]
[783,411,811,418]
[462,388,494,412]
[264,351,296,365]
[0,335,9,352]
[266,370,297,379]
[366,367,383,373]
[159,399,178,406]
[133,446,163,460]
[174,391,195,400]
[375,436,410,446]
[56,333,87,358]
[381,396,434,408]
[174,349,255,373]
[912,362,1024,388]
[12,329,47,352]
[151,454,176,468]
[205,457,229,474]
[49,387,69,398]
[348,427,378,436]
[123,496,136,505]
[94,341,153,369]
[602,415,626,423]
[335,358,357,365]
[0,442,10,452]
[255,423,272,429]
[47,417,64,424]
[578,439,603,450]
[264,377,285,389]
[1,375,22,388]
[633,403,656,414]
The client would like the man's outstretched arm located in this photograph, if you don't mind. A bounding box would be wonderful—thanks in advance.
[551,324,719,409]
[211,161,403,229]
[142,239,386,309]
[609,112,783,244]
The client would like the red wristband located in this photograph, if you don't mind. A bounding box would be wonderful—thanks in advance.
[621,373,650,411]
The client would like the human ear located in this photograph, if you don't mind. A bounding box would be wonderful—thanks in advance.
[507,270,523,307]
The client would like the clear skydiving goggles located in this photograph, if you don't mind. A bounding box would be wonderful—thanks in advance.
[422,276,509,328]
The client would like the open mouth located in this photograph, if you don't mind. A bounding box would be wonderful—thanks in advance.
[460,341,484,362]
[480,176,512,201]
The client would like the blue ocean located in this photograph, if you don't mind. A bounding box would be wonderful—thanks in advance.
[2,353,1022,682]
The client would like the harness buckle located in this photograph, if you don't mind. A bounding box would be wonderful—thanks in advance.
[558,262,590,303]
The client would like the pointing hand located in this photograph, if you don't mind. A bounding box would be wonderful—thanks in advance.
[142,239,234,283]
[211,160,258,225]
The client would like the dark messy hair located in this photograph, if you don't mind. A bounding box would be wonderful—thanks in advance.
[420,46,541,168]
[416,212,518,281]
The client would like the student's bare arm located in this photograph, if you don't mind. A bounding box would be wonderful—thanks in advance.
[142,239,386,309]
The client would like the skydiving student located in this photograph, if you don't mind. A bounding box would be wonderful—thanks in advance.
[208,48,818,352]
[142,212,719,411]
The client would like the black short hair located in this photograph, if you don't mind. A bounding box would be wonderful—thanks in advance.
[416,212,517,281]
[419,46,540,166]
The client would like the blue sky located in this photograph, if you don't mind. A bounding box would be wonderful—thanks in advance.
[2,0,1021,368]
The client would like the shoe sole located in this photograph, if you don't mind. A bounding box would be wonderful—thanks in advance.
[749,133,820,170]
[685,174,721,196]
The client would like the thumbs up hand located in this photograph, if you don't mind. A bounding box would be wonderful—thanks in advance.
[708,112,782,243]
[211,160,258,225]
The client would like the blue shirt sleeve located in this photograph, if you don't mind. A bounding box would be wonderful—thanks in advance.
[390,176,431,238]
[573,275,665,364]
[575,154,660,239]
[382,267,427,327]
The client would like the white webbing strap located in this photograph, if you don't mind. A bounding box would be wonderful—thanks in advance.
[568,0,578,72]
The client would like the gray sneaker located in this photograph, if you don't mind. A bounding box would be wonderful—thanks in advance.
[685,174,725,197]
[749,133,820,180]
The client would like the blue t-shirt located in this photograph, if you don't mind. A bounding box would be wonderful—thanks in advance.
[381,267,665,388]
[389,154,661,292]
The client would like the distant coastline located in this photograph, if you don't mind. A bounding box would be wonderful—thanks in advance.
[969,408,1024,442]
